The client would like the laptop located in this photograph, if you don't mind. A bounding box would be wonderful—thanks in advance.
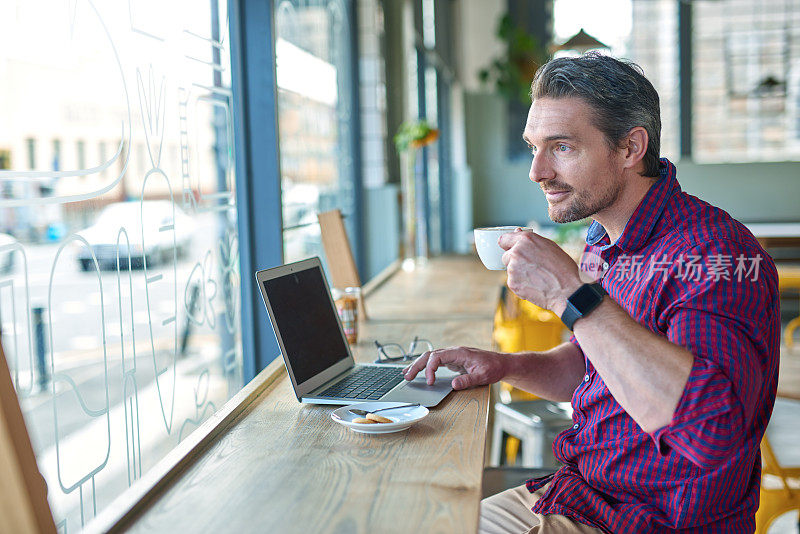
[255,257,454,407]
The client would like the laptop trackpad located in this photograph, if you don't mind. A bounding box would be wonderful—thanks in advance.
[381,368,458,407]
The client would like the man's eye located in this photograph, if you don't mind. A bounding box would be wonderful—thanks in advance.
[556,144,569,152]
[529,145,537,155]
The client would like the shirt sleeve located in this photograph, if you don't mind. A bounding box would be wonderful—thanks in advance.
[569,333,582,351]
[649,239,777,469]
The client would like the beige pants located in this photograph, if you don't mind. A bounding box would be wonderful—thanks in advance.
[479,483,604,534]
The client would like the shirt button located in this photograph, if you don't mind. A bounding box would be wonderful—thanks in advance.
[602,262,609,269]
[583,374,589,382]
[573,423,579,430]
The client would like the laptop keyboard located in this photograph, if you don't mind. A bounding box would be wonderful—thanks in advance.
[318,366,405,400]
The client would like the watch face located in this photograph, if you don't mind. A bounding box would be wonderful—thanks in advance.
[570,284,602,310]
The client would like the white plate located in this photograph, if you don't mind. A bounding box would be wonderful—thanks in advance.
[331,402,429,434]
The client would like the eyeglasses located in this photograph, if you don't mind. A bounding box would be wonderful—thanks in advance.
[373,336,434,364]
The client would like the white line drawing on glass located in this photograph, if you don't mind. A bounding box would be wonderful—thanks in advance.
[182,7,228,49]
[179,86,235,214]
[137,66,167,170]
[184,249,217,329]
[141,172,179,434]
[177,369,216,442]
[219,227,239,334]
[179,86,193,210]
[116,228,142,485]
[222,348,238,393]
[183,26,226,74]
[128,0,166,41]
[68,0,79,37]
[0,0,131,208]
[48,235,111,527]
[0,239,35,395]
[1,2,244,529]
[179,14,234,214]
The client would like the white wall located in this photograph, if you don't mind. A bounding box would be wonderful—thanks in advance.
[455,0,505,92]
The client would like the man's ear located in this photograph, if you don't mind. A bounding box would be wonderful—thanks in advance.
[622,127,648,171]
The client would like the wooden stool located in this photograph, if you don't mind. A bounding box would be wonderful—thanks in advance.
[317,209,368,320]
[0,335,57,532]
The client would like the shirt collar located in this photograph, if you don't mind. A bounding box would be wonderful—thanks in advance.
[586,158,681,252]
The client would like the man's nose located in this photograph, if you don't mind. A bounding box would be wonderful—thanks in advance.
[529,153,555,183]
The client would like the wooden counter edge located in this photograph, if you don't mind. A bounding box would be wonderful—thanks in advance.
[83,358,286,534]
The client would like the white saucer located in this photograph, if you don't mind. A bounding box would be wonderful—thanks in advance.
[331,402,429,434]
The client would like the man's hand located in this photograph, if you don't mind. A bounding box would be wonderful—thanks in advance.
[498,229,583,316]
[402,347,509,390]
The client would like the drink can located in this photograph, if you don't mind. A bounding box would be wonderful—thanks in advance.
[333,286,360,344]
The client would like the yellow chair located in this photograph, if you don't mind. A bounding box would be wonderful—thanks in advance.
[755,434,800,534]
[778,266,800,349]
[493,287,565,354]
[493,287,565,403]
[492,287,566,464]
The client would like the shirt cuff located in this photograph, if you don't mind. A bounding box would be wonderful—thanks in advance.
[647,356,741,469]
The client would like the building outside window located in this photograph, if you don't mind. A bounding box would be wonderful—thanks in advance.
[358,0,389,190]
[692,0,800,163]
[627,0,680,161]
[76,139,86,173]
[274,0,358,265]
[626,0,800,163]
[52,139,62,171]
[26,137,37,170]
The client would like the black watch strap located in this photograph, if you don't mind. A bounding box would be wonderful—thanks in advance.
[560,283,606,331]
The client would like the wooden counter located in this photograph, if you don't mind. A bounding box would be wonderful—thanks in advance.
[89,256,505,534]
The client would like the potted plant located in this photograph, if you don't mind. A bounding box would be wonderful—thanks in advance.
[478,14,548,104]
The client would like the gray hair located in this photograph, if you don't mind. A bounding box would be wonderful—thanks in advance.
[531,53,662,178]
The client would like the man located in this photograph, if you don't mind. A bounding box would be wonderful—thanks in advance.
[403,53,779,533]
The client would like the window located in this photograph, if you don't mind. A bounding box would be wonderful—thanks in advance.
[76,139,86,172]
[52,139,62,171]
[0,1,242,531]
[98,141,107,178]
[26,138,36,170]
[627,0,680,161]
[627,0,800,163]
[275,0,357,265]
[693,0,800,162]
[358,0,389,189]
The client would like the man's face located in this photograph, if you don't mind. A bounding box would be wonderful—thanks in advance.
[523,97,625,223]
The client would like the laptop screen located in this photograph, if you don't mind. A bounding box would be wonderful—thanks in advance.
[261,264,350,385]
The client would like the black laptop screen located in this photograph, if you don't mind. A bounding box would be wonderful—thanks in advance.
[262,265,350,384]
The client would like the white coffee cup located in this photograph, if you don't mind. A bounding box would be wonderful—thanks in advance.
[474,226,530,270]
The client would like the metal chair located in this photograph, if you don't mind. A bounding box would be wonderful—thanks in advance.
[490,400,573,468]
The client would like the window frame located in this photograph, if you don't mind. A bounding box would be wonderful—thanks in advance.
[230,0,285,382]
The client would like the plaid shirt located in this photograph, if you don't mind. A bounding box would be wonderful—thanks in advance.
[526,159,780,533]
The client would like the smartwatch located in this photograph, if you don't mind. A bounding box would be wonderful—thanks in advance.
[560,283,606,331]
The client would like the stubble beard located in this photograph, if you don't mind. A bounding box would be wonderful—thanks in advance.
[548,182,623,224]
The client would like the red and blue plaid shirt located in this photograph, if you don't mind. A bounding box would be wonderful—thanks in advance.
[526,159,780,533]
